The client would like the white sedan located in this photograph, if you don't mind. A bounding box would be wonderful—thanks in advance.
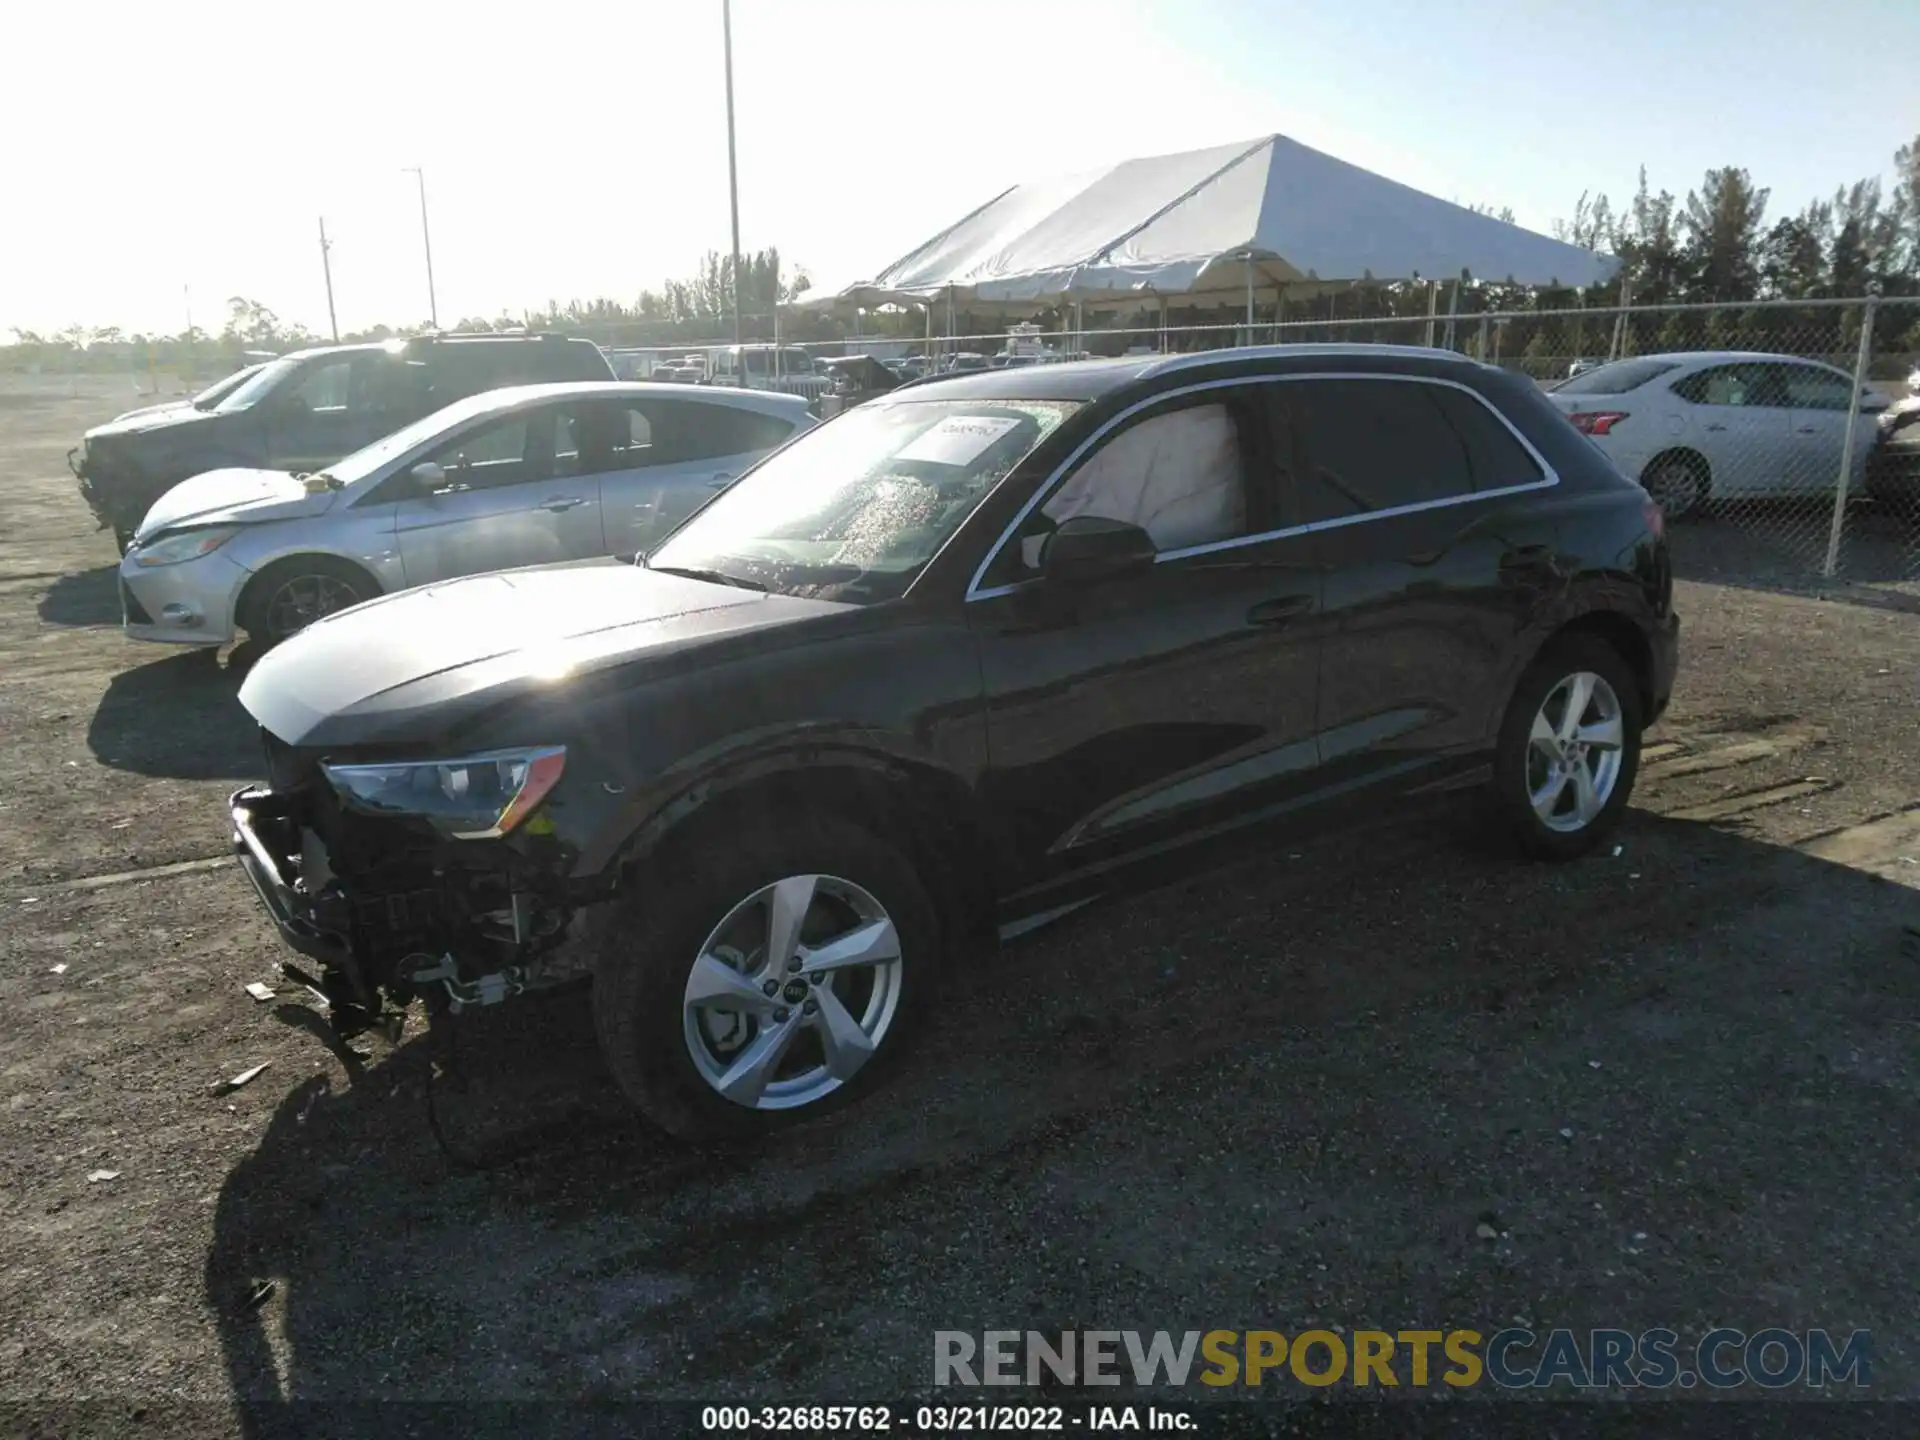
[1545,351,1888,517]
[118,381,812,647]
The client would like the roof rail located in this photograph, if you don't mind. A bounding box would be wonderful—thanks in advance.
[402,328,579,346]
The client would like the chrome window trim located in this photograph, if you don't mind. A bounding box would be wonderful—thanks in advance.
[964,370,1561,602]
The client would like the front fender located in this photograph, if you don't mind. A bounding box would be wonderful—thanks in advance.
[559,728,919,881]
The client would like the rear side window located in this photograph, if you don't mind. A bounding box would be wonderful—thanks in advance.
[1782,365,1857,411]
[430,340,611,397]
[578,399,797,471]
[1279,379,1474,521]
[1424,386,1546,492]
[1555,358,1681,395]
[665,402,798,460]
[544,340,615,381]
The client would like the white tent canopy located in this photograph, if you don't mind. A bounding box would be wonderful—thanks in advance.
[808,134,1615,312]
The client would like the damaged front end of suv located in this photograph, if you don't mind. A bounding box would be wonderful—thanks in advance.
[230,734,594,1034]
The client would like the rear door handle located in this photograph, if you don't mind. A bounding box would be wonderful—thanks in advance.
[1246,595,1313,627]
[707,473,737,490]
[540,496,588,512]
[1704,422,1728,432]
[1795,425,1818,434]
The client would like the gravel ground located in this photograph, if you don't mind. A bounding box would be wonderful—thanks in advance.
[1,375,1917,1433]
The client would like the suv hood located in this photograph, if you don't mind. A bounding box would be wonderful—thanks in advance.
[135,468,332,542]
[238,562,850,748]
[87,404,223,442]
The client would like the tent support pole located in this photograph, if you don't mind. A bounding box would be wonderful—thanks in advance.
[1158,296,1168,354]
[1424,280,1439,348]
[1610,276,1633,361]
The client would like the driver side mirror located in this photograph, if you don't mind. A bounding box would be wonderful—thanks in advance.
[409,460,448,495]
[1037,515,1157,585]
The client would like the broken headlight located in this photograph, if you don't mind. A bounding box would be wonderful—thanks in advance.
[320,747,566,840]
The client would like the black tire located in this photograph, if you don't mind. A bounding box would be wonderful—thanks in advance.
[587,810,938,1140]
[112,527,136,557]
[1640,453,1710,520]
[236,555,379,646]
[1490,634,1644,862]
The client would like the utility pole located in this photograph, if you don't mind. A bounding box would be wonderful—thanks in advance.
[318,217,340,342]
[722,0,744,350]
[403,167,439,328]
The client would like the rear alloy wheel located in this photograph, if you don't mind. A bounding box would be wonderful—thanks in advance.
[239,557,374,646]
[1492,636,1643,860]
[1526,672,1625,833]
[1641,457,1707,519]
[589,812,935,1139]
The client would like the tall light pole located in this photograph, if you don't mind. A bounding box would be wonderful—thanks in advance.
[403,166,439,329]
[722,0,744,349]
[318,217,340,342]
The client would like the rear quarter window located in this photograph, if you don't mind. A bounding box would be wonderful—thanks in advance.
[1555,358,1681,396]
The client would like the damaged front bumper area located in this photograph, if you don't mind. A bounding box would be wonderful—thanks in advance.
[230,781,590,1032]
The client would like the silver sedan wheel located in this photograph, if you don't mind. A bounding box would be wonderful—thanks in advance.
[1643,462,1704,519]
[264,573,361,640]
[681,873,905,1111]
[1527,671,1625,833]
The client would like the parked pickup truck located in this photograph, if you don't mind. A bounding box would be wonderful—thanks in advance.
[704,345,832,404]
[71,332,612,552]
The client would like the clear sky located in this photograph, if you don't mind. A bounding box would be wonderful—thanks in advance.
[2,0,1911,338]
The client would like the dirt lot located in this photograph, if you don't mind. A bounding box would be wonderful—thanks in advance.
[1,374,1917,1426]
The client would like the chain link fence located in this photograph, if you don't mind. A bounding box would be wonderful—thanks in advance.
[604,294,1918,596]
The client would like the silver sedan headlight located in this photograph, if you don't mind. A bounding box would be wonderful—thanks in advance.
[320,747,567,840]
[131,526,240,567]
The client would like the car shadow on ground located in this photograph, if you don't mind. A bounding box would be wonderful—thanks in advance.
[88,647,260,779]
[36,563,120,627]
[202,809,1920,1421]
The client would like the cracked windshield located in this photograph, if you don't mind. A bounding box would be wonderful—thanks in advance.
[646,399,1078,602]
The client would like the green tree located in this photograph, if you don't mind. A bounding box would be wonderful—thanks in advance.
[1680,167,1769,301]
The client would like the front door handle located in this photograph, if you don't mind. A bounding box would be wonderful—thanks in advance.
[1246,595,1313,627]
[1704,422,1728,432]
[540,496,588,512]
[1795,425,1819,434]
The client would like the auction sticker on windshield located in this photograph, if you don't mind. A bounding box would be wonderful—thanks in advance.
[896,415,1022,466]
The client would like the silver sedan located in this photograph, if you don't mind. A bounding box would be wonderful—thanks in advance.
[118,381,813,647]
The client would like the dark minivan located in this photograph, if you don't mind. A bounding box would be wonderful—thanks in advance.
[72,332,613,550]
[228,344,1678,1139]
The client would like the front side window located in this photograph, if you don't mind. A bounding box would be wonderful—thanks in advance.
[286,359,353,413]
[1039,402,1247,554]
[213,355,304,413]
[1671,364,1788,408]
[646,398,1079,603]
[420,412,542,491]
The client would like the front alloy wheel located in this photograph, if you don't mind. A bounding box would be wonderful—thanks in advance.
[263,572,362,641]
[588,811,935,1139]
[682,873,904,1110]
